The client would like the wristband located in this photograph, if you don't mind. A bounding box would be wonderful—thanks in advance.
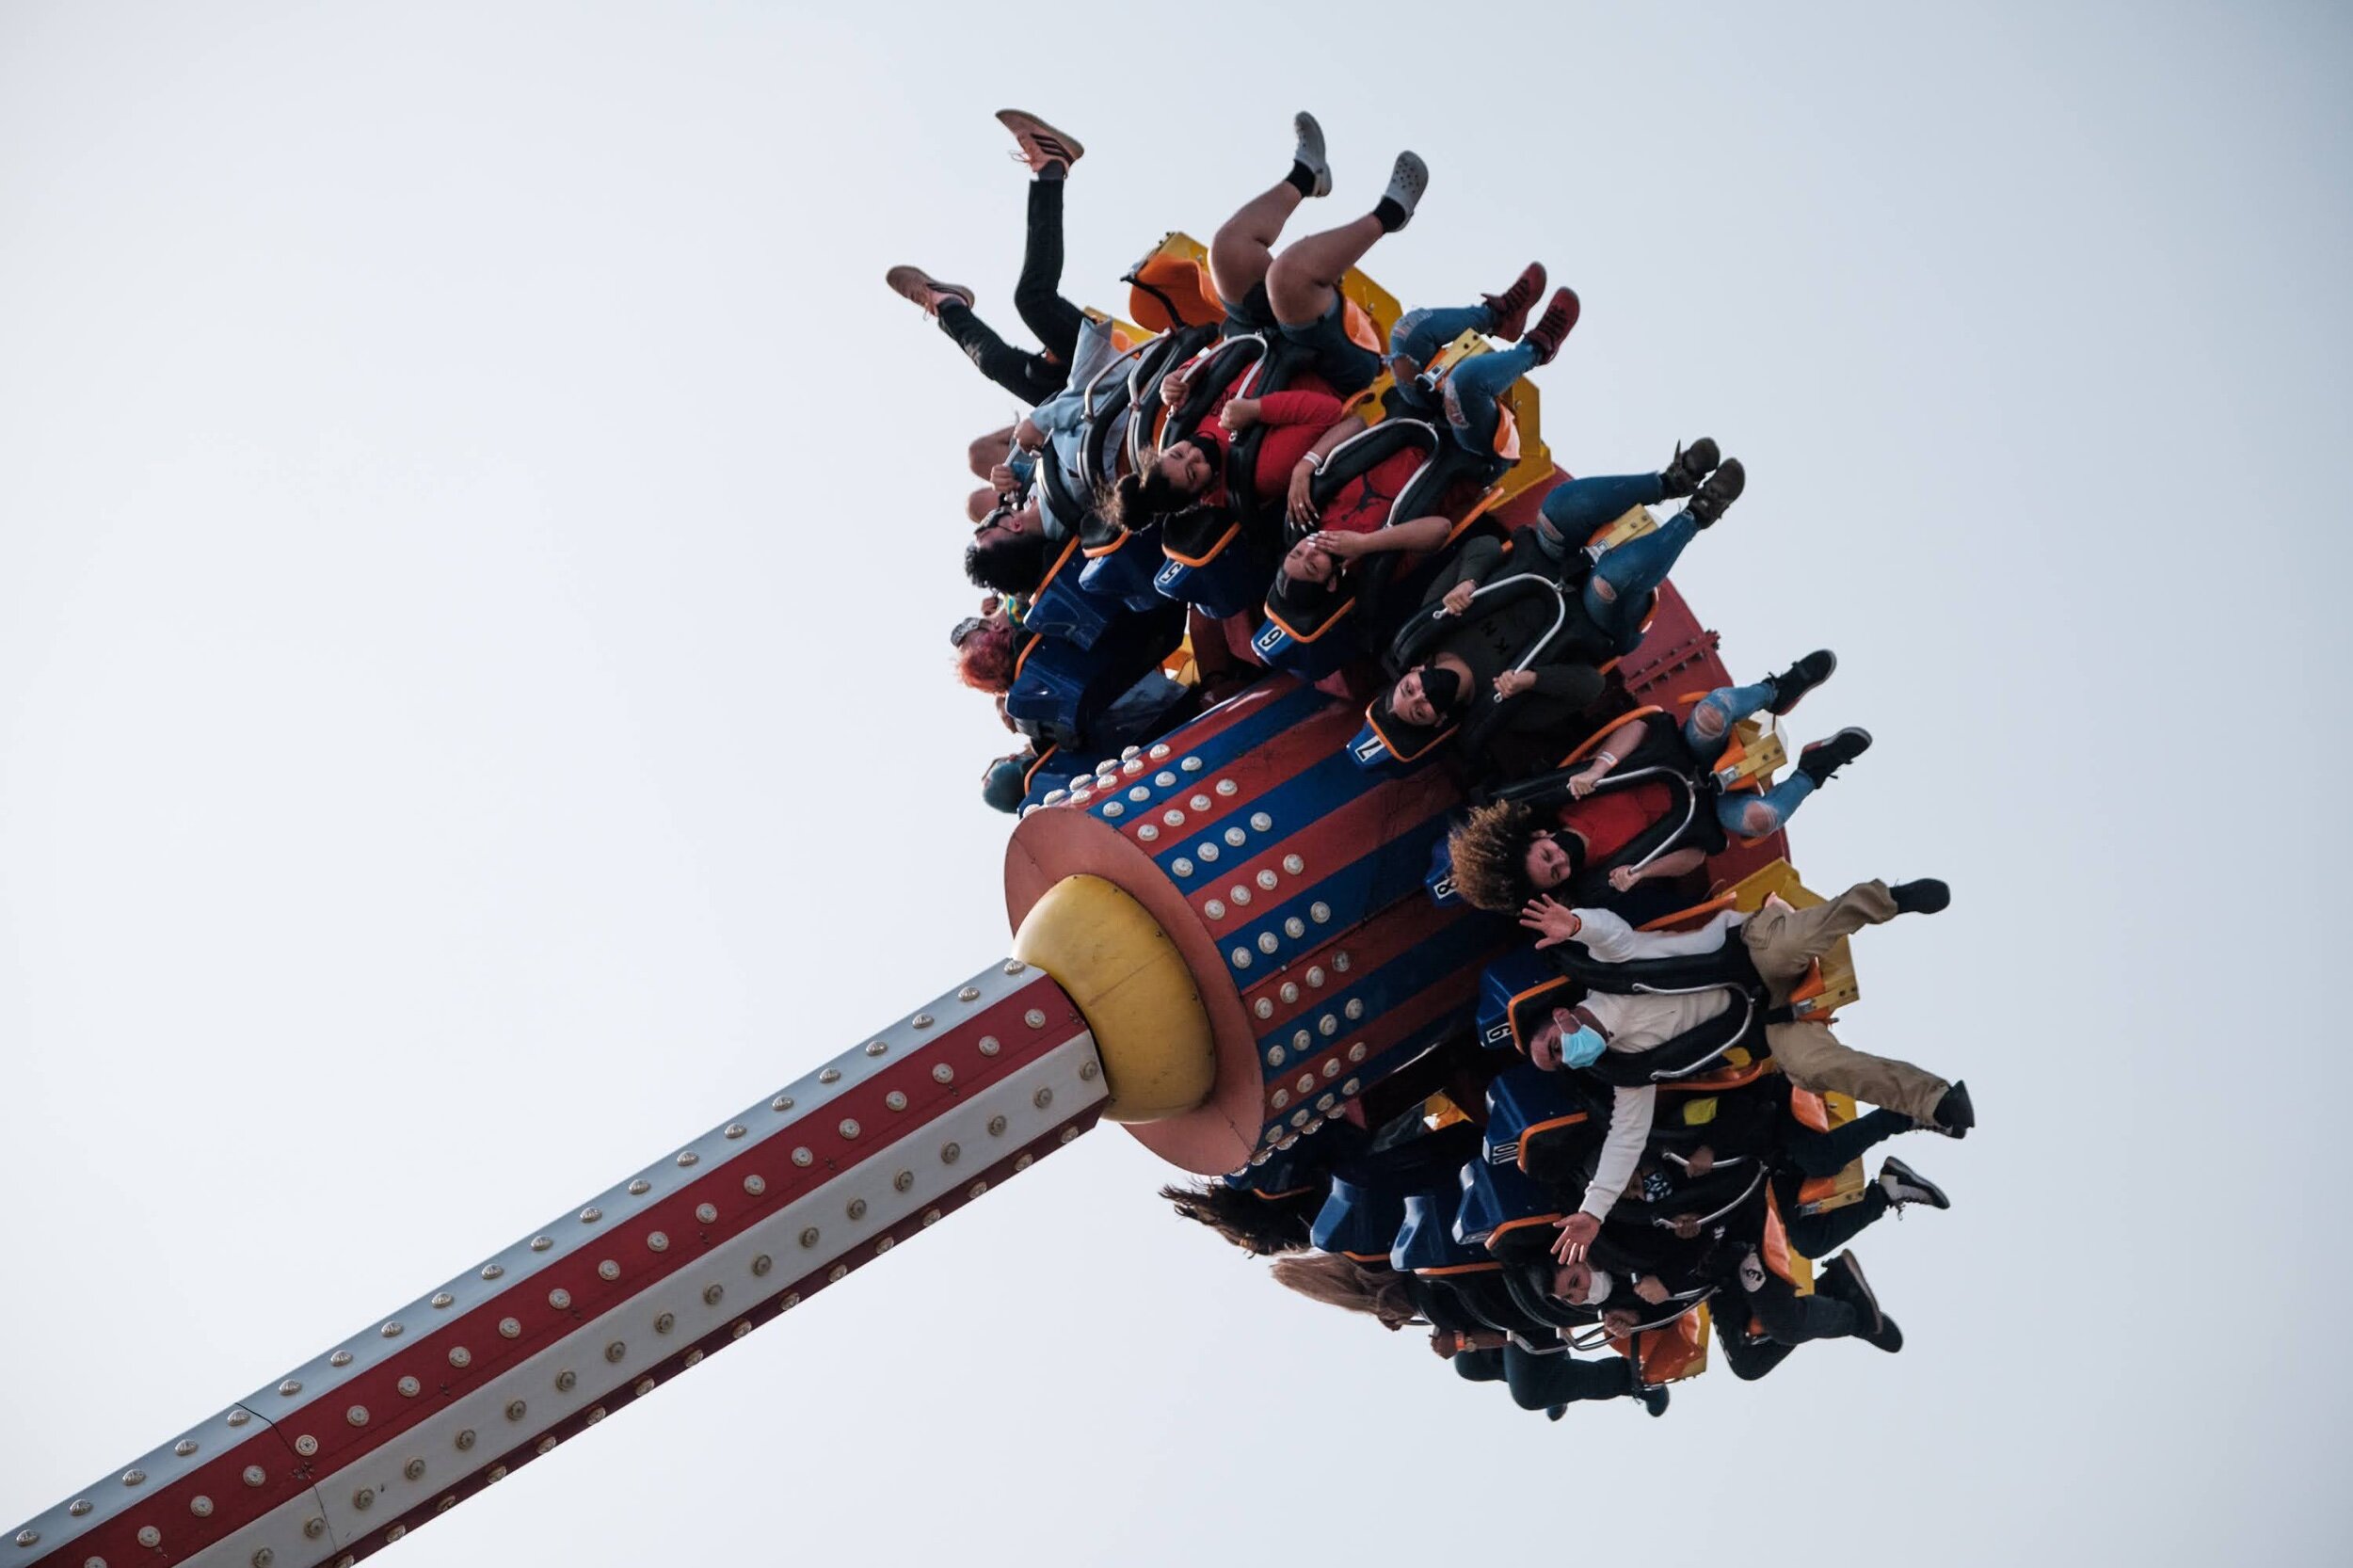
[1593,750,1618,768]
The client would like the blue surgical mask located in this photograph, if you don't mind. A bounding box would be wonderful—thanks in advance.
[1560,1024,1608,1069]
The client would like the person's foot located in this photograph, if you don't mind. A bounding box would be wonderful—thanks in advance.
[1764,648,1837,715]
[1292,111,1333,198]
[995,109,1083,175]
[1820,1251,1889,1338]
[885,265,974,316]
[1483,262,1547,342]
[1796,726,1872,785]
[1879,1155,1951,1211]
[1891,877,1951,916]
[1658,437,1721,498]
[1638,1382,1672,1417]
[1525,287,1581,364]
[1685,456,1745,527]
[1929,1080,1975,1139]
[1373,151,1429,232]
[1545,1402,1568,1422]
[1857,1310,1904,1353]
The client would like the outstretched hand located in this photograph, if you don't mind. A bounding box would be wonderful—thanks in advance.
[1519,896,1583,949]
[1550,1210,1600,1263]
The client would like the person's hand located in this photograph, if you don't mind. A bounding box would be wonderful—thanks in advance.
[1219,397,1260,433]
[989,462,1016,493]
[1430,1326,1458,1359]
[1440,581,1477,616]
[1633,1274,1671,1305]
[1309,529,1368,560]
[1601,1308,1641,1339]
[1494,668,1536,698]
[1287,461,1320,527]
[1013,417,1046,452]
[1668,1214,1703,1240]
[1686,1145,1715,1176]
[1160,370,1192,408]
[978,595,1002,616]
[1609,864,1644,892]
[1550,1210,1601,1263]
[1567,763,1609,799]
[1518,896,1583,949]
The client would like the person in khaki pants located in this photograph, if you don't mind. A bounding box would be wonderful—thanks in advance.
[1739,878,1974,1136]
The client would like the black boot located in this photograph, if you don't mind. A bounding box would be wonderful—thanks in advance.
[1764,648,1837,715]
[1685,456,1745,527]
[1658,437,1721,498]
[1891,877,1951,915]
[1638,1383,1672,1417]
[1796,727,1872,785]
[1930,1080,1975,1139]
[1821,1253,1902,1351]
[1879,1155,1952,1211]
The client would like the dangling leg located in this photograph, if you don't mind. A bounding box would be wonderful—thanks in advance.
[1209,113,1330,310]
[1012,175,1083,365]
[1782,1106,1914,1178]
[1583,511,1696,639]
[1441,339,1538,456]
[1265,151,1427,326]
[936,298,1064,406]
[1715,767,1816,839]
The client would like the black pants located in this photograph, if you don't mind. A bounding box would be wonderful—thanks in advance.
[936,178,1084,406]
[1783,1106,1909,1179]
[1455,1345,1635,1410]
[1785,1181,1889,1260]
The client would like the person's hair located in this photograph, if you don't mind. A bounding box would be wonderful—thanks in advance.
[1105,468,1187,532]
[1448,799,1548,912]
[1160,1180,1316,1256]
[1268,561,1341,621]
[1269,1252,1419,1330]
[952,616,1023,694]
[964,529,1051,595]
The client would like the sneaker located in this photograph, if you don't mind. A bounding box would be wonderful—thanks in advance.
[1545,1402,1568,1422]
[1764,648,1837,715]
[1891,877,1951,916]
[1525,286,1581,364]
[1292,111,1333,198]
[1381,151,1430,229]
[885,265,974,317]
[1879,1155,1951,1211]
[1685,456,1745,528]
[1796,726,1872,785]
[1820,1251,1884,1335]
[995,109,1083,174]
[1639,1383,1672,1418]
[1658,438,1721,498]
[1858,1311,1904,1353]
[1930,1080,1975,1139]
[1483,262,1547,342]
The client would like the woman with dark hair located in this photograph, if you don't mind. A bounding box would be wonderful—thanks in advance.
[1160,1179,1322,1256]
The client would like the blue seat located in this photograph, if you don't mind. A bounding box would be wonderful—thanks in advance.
[1251,602,1362,682]
[1392,1188,1489,1273]
[1476,949,1558,1053]
[1452,1154,1559,1248]
[1153,545,1266,621]
[1076,523,1170,612]
[1423,833,1464,908]
[1311,1175,1406,1262]
[1482,1063,1585,1159]
[1021,557,1127,651]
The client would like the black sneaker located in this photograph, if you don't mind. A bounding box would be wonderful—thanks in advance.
[1930,1080,1975,1139]
[1764,648,1837,715]
[1820,1251,1882,1335]
[1859,1311,1904,1353]
[1879,1155,1951,1211]
[1639,1383,1671,1418]
[1891,877,1951,916]
[1658,437,1721,498]
[1796,727,1872,785]
[1685,456,1745,527]
[1545,1402,1569,1422]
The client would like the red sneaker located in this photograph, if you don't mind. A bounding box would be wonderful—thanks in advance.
[995,110,1084,175]
[885,265,975,316]
[1482,262,1547,342]
[1525,286,1582,364]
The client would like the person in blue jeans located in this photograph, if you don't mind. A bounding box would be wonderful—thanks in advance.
[1552,648,1872,840]
[1387,268,1579,456]
[1525,441,1747,651]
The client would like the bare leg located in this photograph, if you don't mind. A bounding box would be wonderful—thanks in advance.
[968,425,1016,481]
[1267,213,1385,326]
[1209,182,1303,308]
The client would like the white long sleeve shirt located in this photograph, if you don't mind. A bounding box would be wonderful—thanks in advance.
[1570,908,1746,1223]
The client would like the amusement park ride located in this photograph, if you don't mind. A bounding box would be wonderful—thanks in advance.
[8,222,1884,1568]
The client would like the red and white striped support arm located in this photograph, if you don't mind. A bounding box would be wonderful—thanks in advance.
[8,958,1104,1568]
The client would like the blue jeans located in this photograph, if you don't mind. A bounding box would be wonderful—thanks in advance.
[1535,473,1689,641]
[1536,471,1668,553]
[1388,301,1495,419]
[1683,680,1816,839]
[1441,340,1536,457]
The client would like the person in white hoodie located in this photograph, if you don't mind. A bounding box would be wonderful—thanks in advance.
[1513,876,1972,1264]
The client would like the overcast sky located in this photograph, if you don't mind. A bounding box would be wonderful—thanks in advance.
[4,3,2349,1563]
